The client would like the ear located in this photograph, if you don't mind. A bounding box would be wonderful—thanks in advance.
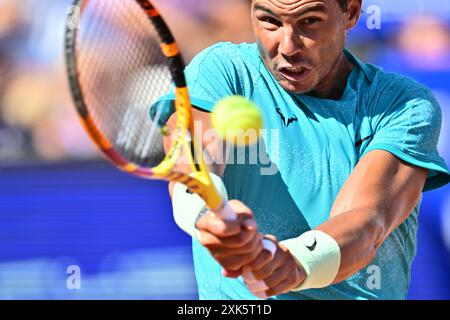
[345,0,362,30]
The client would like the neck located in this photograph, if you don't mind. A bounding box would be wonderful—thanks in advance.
[309,51,354,100]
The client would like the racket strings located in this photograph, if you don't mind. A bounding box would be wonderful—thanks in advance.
[75,0,173,167]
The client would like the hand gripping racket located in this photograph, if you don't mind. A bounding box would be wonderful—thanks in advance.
[64,0,275,296]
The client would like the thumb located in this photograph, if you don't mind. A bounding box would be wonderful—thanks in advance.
[242,218,257,231]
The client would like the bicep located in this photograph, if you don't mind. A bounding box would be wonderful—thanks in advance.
[330,150,428,235]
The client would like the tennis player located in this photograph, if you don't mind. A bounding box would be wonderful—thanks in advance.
[154,0,450,299]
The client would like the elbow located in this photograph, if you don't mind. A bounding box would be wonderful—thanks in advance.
[366,213,388,260]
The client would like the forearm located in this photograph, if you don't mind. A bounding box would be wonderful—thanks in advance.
[314,151,427,284]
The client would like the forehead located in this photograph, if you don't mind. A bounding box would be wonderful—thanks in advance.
[252,0,334,12]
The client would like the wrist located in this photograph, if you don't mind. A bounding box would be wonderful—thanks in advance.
[280,230,341,291]
[172,172,227,237]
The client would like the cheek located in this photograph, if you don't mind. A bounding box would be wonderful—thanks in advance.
[309,27,346,67]
[254,29,279,60]
[319,32,345,62]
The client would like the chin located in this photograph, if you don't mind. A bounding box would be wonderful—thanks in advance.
[276,73,317,95]
[280,82,314,95]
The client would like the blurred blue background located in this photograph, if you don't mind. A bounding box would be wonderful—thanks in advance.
[0,0,449,299]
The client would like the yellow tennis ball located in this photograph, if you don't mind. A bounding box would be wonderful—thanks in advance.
[211,95,263,146]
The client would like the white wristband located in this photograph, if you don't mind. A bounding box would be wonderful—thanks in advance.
[172,173,228,237]
[280,230,341,291]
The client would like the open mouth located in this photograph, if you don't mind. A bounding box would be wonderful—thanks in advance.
[278,66,312,82]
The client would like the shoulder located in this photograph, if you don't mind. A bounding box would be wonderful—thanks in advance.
[376,71,437,102]
[367,68,441,121]
[346,50,440,119]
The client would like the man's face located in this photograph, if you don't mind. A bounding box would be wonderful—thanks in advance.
[252,0,352,94]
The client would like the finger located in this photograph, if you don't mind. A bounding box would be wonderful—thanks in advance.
[263,262,295,288]
[252,250,285,280]
[228,200,254,220]
[242,218,257,231]
[266,273,301,297]
[219,245,264,271]
[211,230,263,255]
[246,279,269,293]
[246,235,277,271]
[242,268,269,295]
[246,248,273,271]
[196,212,241,237]
[198,227,260,252]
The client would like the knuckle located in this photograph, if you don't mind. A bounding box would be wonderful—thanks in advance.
[254,267,270,280]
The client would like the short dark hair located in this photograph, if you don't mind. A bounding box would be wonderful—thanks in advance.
[337,0,348,11]
[249,0,349,12]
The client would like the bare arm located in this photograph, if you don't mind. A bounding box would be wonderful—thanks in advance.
[317,149,428,283]
[249,149,428,297]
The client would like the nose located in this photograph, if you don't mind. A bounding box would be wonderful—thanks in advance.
[278,25,303,57]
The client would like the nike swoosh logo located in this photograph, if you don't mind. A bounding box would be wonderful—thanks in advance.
[305,237,317,252]
[355,135,373,147]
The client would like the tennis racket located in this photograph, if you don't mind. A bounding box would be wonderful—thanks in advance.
[64,0,237,218]
[64,0,276,291]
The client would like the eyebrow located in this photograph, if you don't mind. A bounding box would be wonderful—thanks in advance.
[254,3,328,18]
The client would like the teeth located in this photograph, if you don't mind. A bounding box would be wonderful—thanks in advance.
[285,67,304,72]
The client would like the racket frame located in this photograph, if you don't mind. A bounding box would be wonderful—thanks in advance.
[64,0,224,211]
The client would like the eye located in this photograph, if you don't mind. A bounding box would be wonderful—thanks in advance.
[300,17,322,26]
[259,16,282,28]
